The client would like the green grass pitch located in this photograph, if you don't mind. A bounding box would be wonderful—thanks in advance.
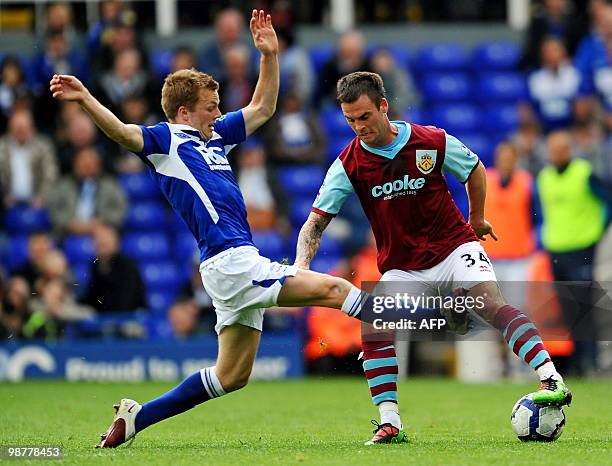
[1,378,610,465]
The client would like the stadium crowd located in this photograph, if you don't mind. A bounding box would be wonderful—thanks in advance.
[1,0,611,374]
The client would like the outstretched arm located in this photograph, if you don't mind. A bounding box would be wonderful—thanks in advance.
[295,212,332,269]
[241,9,279,136]
[465,161,498,241]
[49,74,144,153]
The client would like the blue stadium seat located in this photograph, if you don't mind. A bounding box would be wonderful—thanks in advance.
[147,289,178,315]
[420,73,471,102]
[403,106,426,125]
[308,43,336,75]
[429,104,481,133]
[366,44,412,71]
[311,255,342,274]
[277,165,325,198]
[476,72,527,102]
[2,235,29,272]
[453,132,495,167]
[119,172,161,202]
[63,234,95,264]
[472,42,521,71]
[483,103,520,133]
[3,206,51,235]
[123,202,167,231]
[319,107,355,139]
[149,49,173,82]
[122,232,170,261]
[71,261,92,298]
[319,234,343,257]
[417,43,469,71]
[289,197,315,226]
[140,261,183,292]
[251,230,287,260]
[326,135,353,164]
[174,231,198,262]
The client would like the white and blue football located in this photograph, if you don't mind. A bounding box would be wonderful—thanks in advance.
[510,393,565,442]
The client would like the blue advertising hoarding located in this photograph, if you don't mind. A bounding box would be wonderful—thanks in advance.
[0,336,304,382]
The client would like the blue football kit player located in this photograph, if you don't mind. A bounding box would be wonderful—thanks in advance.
[50,10,436,447]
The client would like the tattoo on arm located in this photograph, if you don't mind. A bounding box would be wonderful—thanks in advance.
[295,213,332,268]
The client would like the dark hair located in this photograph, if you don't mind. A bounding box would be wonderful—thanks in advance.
[336,71,386,108]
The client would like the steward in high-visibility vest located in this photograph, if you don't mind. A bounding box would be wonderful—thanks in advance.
[484,143,536,260]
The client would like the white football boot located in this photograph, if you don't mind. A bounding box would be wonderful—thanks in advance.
[96,398,142,448]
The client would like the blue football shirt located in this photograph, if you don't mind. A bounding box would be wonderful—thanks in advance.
[136,111,254,262]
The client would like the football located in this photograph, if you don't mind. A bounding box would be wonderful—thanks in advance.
[510,393,566,442]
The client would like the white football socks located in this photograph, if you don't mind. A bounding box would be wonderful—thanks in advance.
[379,401,402,428]
[536,361,563,382]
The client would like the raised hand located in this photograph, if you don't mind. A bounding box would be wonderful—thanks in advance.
[249,9,278,56]
[470,218,499,242]
[49,74,89,103]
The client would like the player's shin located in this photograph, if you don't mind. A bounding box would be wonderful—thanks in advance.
[134,367,226,433]
[361,340,401,428]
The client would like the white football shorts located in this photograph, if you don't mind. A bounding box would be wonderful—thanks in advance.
[199,246,297,334]
[378,241,497,295]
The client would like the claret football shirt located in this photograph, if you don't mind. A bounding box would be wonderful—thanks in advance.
[313,121,479,272]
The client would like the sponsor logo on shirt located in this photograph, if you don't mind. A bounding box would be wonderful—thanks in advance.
[194,143,232,171]
[371,174,426,200]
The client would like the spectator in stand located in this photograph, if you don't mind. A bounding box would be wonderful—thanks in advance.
[483,142,537,296]
[91,13,146,77]
[82,222,146,313]
[1,276,33,340]
[87,0,129,56]
[56,110,107,175]
[218,44,256,112]
[96,48,156,116]
[48,146,127,237]
[316,30,372,107]
[14,232,54,289]
[536,130,612,375]
[35,249,70,291]
[31,28,88,93]
[24,277,94,340]
[44,3,75,40]
[0,56,32,133]
[575,1,612,113]
[199,8,255,82]
[234,141,289,233]
[521,0,587,70]
[168,299,201,338]
[171,46,197,73]
[370,47,420,115]
[114,94,158,173]
[527,37,582,132]
[0,108,58,209]
[31,28,89,133]
[263,93,326,166]
[571,96,608,177]
[277,28,315,105]
[511,120,548,175]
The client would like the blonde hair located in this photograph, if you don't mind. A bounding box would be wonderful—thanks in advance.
[161,69,219,120]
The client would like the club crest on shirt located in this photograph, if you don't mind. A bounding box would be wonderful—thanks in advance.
[415,150,437,174]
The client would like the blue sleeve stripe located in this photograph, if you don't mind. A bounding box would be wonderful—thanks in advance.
[372,391,398,404]
[312,158,354,215]
[363,357,398,371]
[442,133,480,182]
[367,373,398,388]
